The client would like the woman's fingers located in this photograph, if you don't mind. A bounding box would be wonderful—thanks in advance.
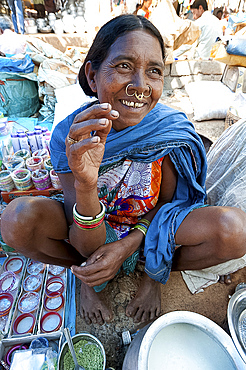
[71,266,113,287]
[73,103,117,124]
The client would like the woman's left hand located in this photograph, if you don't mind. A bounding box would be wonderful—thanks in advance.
[70,231,143,287]
[71,240,125,286]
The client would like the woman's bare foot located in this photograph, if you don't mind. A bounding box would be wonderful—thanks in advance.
[126,272,161,323]
[80,281,113,325]
[219,274,232,284]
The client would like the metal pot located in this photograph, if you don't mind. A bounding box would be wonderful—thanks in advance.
[228,287,246,364]
[123,311,245,370]
[58,332,106,370]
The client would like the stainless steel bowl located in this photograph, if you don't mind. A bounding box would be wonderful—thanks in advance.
[228,287,246,364]
[58,332,106,370]
[124,311,245,370]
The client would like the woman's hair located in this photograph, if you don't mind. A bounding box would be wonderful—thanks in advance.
[79,14,165,97]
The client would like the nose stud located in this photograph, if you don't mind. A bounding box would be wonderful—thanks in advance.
[125,84,152,101]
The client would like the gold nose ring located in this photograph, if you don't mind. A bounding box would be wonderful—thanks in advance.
[125,84,152,101]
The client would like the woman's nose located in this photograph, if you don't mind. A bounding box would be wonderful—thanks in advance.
[131,71,149,94]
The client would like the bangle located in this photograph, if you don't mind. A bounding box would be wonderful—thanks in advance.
[73,201,106,221]
[73,216,105,230]
[130,218,150,237]
[73,201,106,230]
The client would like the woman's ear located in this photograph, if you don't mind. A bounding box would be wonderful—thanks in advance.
[84,61,97,93]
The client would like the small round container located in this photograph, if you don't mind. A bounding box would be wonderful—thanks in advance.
[27,260,45,275]
[33,149,49,164]
[44,294,64,312]
[11,168,33,190]
[0,292,13,317]
[18,291,40,314]
[23,273,42,292]
[49,265,66,276]
[0,170,15,192]
[14,149,31,162]
[44,158,53,171]
[0,271,19,294]
[31,169,51,190]
[4,257,24,274]
[26,156,43,172]
[50,169,62,189]
[13,312,35,334]
[3,156,25,172]
[45,276,64,298]
[40,311,62,333]
[5,344,28,366]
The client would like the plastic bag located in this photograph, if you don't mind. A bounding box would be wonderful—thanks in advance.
[0,55,34,73]
[226,38,246,57]
[0,72,40,117]
[213,41,246,67]
[206,118,246,212]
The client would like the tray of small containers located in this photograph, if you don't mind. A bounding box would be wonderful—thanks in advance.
[0,255,67,368]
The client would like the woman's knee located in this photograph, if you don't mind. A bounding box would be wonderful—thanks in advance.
[1,197,46,246]
[214,206,246,260]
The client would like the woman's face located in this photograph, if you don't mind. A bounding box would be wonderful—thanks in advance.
[88,30,165,131]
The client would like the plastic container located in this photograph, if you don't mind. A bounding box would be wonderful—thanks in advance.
[18,132,30,152]
[34,128,43,150]
[44,158,53,171]
[45,276,64,298]
[50,169,62,189]
[26,156,43,172]
[31,169,51,190]
[44,294,64,312]
[3,155,25,172]
[11,133,21,153]
[13,312,35,334]
[26,131,38,153]
[32,149,49,165]
[4,257,24,274]
[27,260,45,275]
[14,149,31,162]
[23,273,42,292]
[0,271,19,294]
[0,292,14,317]
[40,311,62,333]
[5,344,28,366]
[11,168,33,190]
[0,170,15,191]
[18,291,40,314]
[48,265,65,276]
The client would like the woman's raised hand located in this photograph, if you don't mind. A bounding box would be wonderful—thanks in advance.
[66,103,119,189]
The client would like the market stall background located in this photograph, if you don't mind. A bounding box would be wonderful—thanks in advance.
[0,0,246,369]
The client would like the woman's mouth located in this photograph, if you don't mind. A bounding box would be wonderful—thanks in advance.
[121,99,144,108]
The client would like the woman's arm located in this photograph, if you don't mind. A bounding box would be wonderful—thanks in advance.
[59,103,119,258]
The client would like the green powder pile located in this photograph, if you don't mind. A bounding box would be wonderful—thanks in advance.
[63,339,104,370]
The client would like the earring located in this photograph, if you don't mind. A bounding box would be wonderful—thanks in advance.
[125,84,152,101]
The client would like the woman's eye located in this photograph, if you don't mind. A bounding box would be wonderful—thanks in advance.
[117,63,130,69]
[150,67,163,75]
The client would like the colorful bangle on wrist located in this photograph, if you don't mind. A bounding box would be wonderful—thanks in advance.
[73,201,106,230]
[130,218,150,236]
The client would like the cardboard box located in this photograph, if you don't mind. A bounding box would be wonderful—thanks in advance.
[1,186,63,203]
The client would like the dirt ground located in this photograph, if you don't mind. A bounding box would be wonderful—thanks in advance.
[76,264,246,369]
[75,91,245,369]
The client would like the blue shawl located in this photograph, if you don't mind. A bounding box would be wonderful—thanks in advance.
[51,102,207,284]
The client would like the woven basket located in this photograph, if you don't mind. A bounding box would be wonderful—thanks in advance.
[225,110,241,129]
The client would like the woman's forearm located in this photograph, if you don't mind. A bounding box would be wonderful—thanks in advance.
[69,186,106,258]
